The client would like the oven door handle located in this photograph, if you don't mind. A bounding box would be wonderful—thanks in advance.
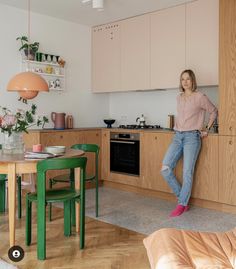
[110,140,136,144]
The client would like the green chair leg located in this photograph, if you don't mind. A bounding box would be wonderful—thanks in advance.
[80,169,86,249]
[25,194,32,246]
[48,179,53,222]
[0,180,6,213]
[17,176,22,219]
[95,153,99,218]
[0,176,22,216]
[64,201,71,237]
[71,200,76,226]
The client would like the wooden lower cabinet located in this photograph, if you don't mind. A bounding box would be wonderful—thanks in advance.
[23,129,101,183]
[175,135,219,202]
[140,132,173,193]
[219,136,236,205]
[101,129,110,180]
[141,132,218,201]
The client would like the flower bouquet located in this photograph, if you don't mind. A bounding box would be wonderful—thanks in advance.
[0,104,48,154]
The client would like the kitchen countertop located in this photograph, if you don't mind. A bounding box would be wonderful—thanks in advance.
[27,127,219,136]
[27,127,102,132]
[104,128,219,136]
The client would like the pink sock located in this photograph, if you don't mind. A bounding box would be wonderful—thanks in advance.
[170,205,190,217]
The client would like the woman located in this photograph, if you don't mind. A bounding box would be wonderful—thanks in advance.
[161,69,217,217]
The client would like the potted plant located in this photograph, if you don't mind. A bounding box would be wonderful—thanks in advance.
[16,35,39,60]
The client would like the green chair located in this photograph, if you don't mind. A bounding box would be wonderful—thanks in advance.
[0,145,22,218]
[25,156,87,260]
[49,144,100,218]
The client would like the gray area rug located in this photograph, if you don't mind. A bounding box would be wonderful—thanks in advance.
[0,259,18,269]
[85,187,236,235]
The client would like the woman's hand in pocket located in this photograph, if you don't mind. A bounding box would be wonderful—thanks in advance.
[200,130,208,138]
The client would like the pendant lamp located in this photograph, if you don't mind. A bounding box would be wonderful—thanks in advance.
[7,0,49,101]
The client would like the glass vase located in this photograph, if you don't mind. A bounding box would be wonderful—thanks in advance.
[2,132,24,154]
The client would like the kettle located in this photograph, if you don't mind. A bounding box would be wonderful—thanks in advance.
[51,112,66,130]
[136,114,146,127]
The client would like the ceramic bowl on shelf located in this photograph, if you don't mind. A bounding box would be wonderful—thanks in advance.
[104,119,115,128]
[44,146,66,155]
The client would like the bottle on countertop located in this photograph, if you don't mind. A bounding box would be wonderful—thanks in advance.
[66,115,73,129]
[168,115,175,129]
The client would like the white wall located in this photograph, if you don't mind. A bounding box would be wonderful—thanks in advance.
[109,87,218,128]
[0,4,219,141]
[0,4,109,139]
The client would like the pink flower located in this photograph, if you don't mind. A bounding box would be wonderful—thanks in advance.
[1,115,17,127]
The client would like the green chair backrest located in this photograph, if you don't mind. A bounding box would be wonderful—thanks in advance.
[71,144,100,155]
[37,157,87,173]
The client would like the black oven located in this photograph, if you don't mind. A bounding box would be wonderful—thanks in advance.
[110,132,140,176]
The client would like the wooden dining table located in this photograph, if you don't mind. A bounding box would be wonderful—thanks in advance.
[0,148,84,248]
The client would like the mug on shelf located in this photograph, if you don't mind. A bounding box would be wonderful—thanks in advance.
[54,67,60,75]
[45,66,53,74]
[36,52,42,62]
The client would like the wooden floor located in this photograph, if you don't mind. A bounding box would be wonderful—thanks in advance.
[0,206,150,269]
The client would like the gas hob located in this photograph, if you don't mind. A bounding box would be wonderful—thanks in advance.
[118,124,161,130]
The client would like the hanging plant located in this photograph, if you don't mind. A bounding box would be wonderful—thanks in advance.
[16,35,40,60]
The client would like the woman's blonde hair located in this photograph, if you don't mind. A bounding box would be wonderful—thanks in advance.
[179,69,197,92]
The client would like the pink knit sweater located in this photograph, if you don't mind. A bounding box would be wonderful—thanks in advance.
[174,91,218,131]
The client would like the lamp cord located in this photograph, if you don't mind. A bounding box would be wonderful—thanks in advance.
[27,0,30,62]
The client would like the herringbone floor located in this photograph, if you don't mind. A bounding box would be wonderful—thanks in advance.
[0,206,149,269]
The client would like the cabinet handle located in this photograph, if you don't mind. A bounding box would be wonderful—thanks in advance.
[104,134,107,137]
[229,126,232,131]
[96,133,99,137]
[229,140,233,145]
[155,136,157,140]
[110,140,135,145]
[60,135,63,139]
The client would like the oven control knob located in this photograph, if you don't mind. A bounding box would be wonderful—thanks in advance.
[131,135,134,139]
[115,134,118,139]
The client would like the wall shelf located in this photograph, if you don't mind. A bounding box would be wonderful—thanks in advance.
[21,60,66,91]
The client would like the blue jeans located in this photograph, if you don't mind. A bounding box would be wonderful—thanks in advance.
[161,131,201,206]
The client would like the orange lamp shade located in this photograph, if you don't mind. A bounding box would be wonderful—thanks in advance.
[7,71,49,100]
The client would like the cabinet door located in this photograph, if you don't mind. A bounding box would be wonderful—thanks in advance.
[23,132,41,149]
[219,0,236,135]
[193,136,219,201]
[186,0,219,86]
[150,5,185,89]
[140,132,172,192]
[81,130,101,181]
[219,136,236,205]
[92,23,121,92]
[101,130,110,180]
[40,131,82,147]
[120,14,150,91]
[176,135,219,201]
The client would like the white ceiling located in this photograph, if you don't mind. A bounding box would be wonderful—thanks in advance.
[0,0,194,26]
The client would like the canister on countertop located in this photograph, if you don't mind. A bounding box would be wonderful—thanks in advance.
[168,115,175,129]
[66,115,73,129]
